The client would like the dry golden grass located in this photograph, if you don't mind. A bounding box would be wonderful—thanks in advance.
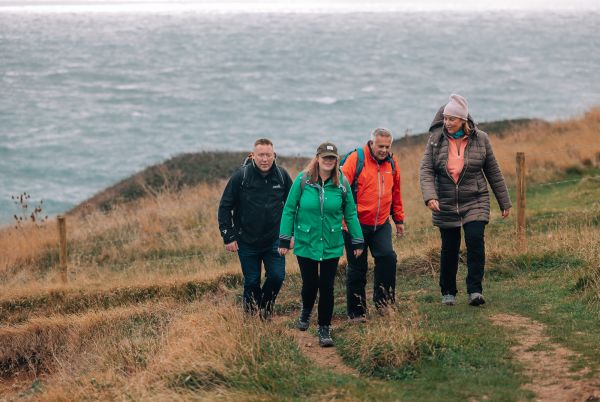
[21,297,301,402]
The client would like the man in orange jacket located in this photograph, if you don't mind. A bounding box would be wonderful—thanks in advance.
[342,128,404,320]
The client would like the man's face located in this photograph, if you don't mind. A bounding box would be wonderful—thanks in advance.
[371,135,393,161]
[253,144,275,172]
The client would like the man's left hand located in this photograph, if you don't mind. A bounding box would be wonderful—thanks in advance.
[395,223,405,237]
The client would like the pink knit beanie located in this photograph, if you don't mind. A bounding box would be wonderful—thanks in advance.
[443,94,468,120]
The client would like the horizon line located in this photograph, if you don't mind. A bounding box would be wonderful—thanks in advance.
[1,2,599,14]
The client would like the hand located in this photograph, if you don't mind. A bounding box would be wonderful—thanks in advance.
[427,199,440,212]
[502,208,511,218]
[225,241,238,252]
[353,248,363,258]
[278,248,289,256]
[395,223,405,237]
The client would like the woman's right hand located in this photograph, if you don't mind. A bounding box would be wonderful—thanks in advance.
[278,248,289,256]
[427,199,440,212]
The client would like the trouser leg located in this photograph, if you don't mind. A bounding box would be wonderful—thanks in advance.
[260,240,286,313]
[297,256,319,316]
[237,241,262,313]
[370,222,397,308]
[317,258,340,326]
[463,221,486,294]
[344,230,369,318]
[439,226,461,296]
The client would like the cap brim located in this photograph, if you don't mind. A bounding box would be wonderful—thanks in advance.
[319,152,338,158]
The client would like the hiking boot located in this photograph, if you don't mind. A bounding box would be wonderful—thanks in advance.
[297,308,311,331]
[468,293,486,306]
[318,325,334,347]
[441,294,456,306]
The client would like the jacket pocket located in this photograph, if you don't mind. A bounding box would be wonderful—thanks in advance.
[326,225,344,248]
[295,223,311,243]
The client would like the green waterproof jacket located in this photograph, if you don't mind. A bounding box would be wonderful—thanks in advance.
[279,172,364,261]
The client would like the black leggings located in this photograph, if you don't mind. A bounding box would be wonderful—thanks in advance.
[296,256,339,326]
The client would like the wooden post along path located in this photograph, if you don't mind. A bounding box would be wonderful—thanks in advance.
[57,215,68,283]
[516,152,527,253]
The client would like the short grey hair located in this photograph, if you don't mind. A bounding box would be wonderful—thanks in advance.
[370,127,394,142]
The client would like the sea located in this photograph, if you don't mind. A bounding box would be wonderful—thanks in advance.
[1,2,600,223]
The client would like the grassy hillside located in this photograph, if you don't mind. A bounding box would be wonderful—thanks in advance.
[0,109,599,401]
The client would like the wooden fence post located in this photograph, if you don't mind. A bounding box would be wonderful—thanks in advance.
[516,152,527,253]
[57,215,68,283]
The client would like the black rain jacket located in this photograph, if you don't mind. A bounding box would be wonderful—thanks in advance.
[218,161,293,247]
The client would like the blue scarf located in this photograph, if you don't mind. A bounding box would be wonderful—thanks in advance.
[451,129,465,139]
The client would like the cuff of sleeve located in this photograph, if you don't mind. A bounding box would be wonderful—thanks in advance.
[278,237,291,249]
[351,239,364,251]
[393,219,404,225]
[223,235,236,245]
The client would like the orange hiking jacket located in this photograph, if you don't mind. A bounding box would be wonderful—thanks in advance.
[341,143,404,227]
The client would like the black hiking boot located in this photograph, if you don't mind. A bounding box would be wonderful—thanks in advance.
[297,308,311,331]
[318,325,334,347]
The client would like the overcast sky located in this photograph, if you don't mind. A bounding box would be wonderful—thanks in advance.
[1,0,599,12]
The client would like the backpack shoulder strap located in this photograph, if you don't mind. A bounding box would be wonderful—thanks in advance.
[299,172,310,198]
[275,165,284,184]
[339,171,349,208]
[240,163,251,189]
[355,147,365,179]
[388,153,397,174]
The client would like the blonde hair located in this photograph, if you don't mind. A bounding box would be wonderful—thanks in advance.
[303,156,340,187]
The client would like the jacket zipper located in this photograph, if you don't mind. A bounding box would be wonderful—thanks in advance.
[455,138,471,225]
[319,183,324,218]
[374,163,382,231]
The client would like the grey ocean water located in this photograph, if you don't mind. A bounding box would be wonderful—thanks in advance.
[1,10,600,222]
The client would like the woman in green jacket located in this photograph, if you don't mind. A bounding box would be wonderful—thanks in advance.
[278,141,364,347]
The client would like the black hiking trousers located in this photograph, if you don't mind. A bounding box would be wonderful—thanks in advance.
[439,221,486,296]
[344,221,397,319]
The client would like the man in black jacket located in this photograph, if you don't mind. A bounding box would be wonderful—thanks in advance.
[218,138,293,318]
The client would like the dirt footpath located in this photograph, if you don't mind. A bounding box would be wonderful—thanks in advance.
[491,313,600,402]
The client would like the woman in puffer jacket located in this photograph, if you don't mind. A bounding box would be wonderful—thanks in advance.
[419,94,512,306]
[278,141,364,347]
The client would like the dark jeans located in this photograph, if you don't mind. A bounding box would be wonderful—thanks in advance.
[237,239,285,314]
[344,221,397,318]
[439,221,486,296]
[297,256,339,326]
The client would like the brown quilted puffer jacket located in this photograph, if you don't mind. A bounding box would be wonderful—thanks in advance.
[419,106,512,228]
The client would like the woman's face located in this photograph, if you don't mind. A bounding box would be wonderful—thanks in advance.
[443,115,465,134]
[318,155,337,173]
